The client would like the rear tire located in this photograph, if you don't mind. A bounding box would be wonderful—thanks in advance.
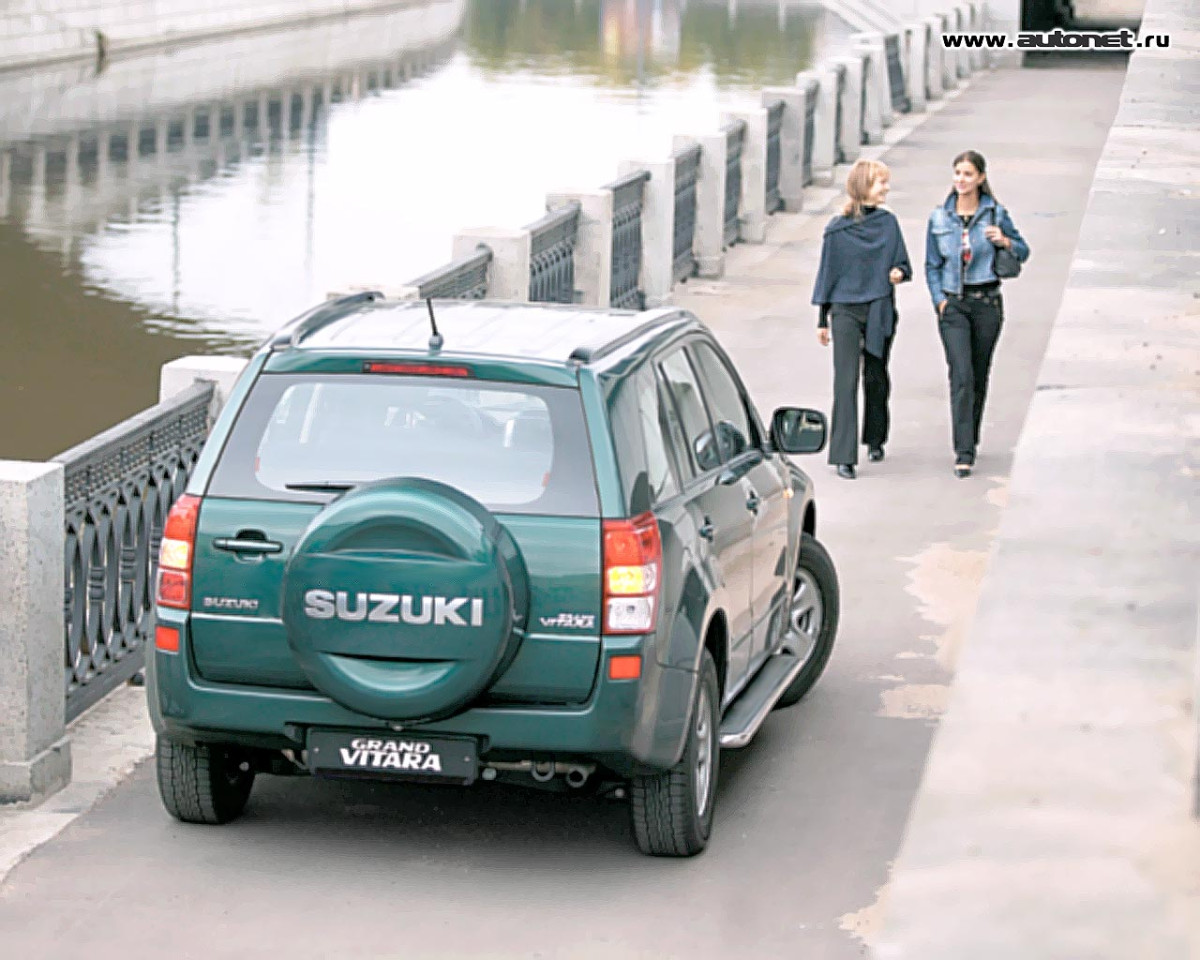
[156,736,255,825]
[775,533,840,709]
[630,651,720,857]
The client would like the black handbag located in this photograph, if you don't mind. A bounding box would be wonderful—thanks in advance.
[990,206,1022,279]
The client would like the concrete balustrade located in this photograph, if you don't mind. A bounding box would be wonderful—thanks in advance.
[806,67,840,186]
[853,32,893,135]
[906,22,929,112]
[160,355,251,408]
[676,132,728,279]
[617,159,675,309]
[451,227,532,303]
[542,191,613,308]
[924,15,946,101]
[835,55,866,163]
[721,107,769,243]
[0,462,69,804]
[761,85,810,212]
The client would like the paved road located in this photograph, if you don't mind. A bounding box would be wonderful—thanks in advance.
[0,62,1127,959]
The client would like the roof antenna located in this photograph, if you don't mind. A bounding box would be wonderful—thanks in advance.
[425,298,444,352]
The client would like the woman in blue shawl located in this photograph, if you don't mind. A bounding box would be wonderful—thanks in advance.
[811,159,911,479]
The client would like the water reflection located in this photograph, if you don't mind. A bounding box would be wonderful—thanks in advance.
[0,0,849,459]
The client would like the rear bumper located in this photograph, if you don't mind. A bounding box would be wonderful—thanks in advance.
[150,632,696,774]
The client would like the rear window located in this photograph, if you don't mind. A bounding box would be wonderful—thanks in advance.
[208,373,599,516]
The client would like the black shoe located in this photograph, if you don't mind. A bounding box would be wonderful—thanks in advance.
[836,464,856,480]
[954,454,974,479]
[867,446,884,462]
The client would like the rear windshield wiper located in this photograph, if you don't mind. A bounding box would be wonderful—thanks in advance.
[284,481,357,493]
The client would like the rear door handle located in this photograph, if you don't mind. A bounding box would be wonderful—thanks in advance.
[214,537,283,555]
[698,519,715,542]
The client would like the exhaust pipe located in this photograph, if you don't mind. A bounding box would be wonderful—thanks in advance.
[530,760,556,782]
[565,767,589,789]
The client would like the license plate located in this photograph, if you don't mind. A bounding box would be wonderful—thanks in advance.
[308,730,478,784]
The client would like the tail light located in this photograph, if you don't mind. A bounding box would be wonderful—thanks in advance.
[156,495,201,610]
[602,511,661,635]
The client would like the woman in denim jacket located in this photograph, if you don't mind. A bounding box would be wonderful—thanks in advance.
[925,150,1030,477]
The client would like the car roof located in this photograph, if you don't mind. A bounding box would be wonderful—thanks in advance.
[277,297,695,368]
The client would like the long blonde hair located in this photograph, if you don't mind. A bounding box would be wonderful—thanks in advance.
[842,159,890,219]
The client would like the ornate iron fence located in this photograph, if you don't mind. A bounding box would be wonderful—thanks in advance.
[722,119,746,247]
[527,202,581,303]
[802,83,817,187]
[884,34,912,114]
[671,143,702,284]
[606,169,650,310]
[410,245,492,300]
[53,382,214,721]
[835,63,846,164]
[861,58,871,145]
[765,99,785,214]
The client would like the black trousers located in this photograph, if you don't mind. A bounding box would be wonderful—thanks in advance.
[828,304,893,466]
[938,289,1003,458]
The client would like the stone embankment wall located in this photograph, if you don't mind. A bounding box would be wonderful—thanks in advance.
[0,0,437,72]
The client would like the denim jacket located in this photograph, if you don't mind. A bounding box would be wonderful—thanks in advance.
[924,192,1030,308]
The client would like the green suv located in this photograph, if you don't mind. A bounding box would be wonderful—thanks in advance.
[149,294,839,857]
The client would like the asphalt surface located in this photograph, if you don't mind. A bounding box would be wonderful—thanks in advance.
[0,62,1127,959]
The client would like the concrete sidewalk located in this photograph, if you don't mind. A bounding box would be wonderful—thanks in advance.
[0,60,1138,959]
[874,0,1200,954]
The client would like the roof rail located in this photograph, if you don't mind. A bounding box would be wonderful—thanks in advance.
[568,310,682,364]
[269,291,383,349]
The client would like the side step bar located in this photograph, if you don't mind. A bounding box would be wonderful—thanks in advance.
[718,652,803,748]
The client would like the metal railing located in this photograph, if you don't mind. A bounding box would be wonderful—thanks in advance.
[884,34,912,114]
[722,119,746,247]
[526,202,581,303]
[802,83,818,187]
[409,245,492,300]
[765,100,785,214]
[835,63,847,164]
[671,143,702,284]
[606,169,650,310]
[53,382,214,721]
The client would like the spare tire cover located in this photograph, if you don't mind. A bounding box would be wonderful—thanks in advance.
[282,478,528,721]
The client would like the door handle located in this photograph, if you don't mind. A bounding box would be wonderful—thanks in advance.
[214,537,283,555]
[745,490,761,514]
[698,518,715,542]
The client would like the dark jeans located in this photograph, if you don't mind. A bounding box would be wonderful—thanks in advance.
[938,289,1004,458]
[828,304,893,466]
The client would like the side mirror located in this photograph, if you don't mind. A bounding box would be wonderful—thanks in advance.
[771,407,827,455]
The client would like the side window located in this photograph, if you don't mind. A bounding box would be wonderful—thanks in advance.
[659,348,722,474]
[634,368,680,504]
[689,342,756,462]
[610,367,681,511]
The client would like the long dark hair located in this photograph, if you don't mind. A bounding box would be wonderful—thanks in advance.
[953,150,996,199]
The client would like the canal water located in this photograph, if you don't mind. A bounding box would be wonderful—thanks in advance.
[0,0,853,459]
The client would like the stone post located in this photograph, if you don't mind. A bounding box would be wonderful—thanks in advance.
[955,4,973,78]
[762,84,809,212]
[936,13,958,90]
[967,0,985,70]
[676,132,727,278]
[543,191,613,307]
[853,33,892,138]
[924,15,946,99]
[452,227,534,304]
[721,107,768,243]
[907,22,928,112]
[618,159,674,308]
[0,461,70,804]
[160,356,250,412]
[835,54,867,157]
[806,67,839,186]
